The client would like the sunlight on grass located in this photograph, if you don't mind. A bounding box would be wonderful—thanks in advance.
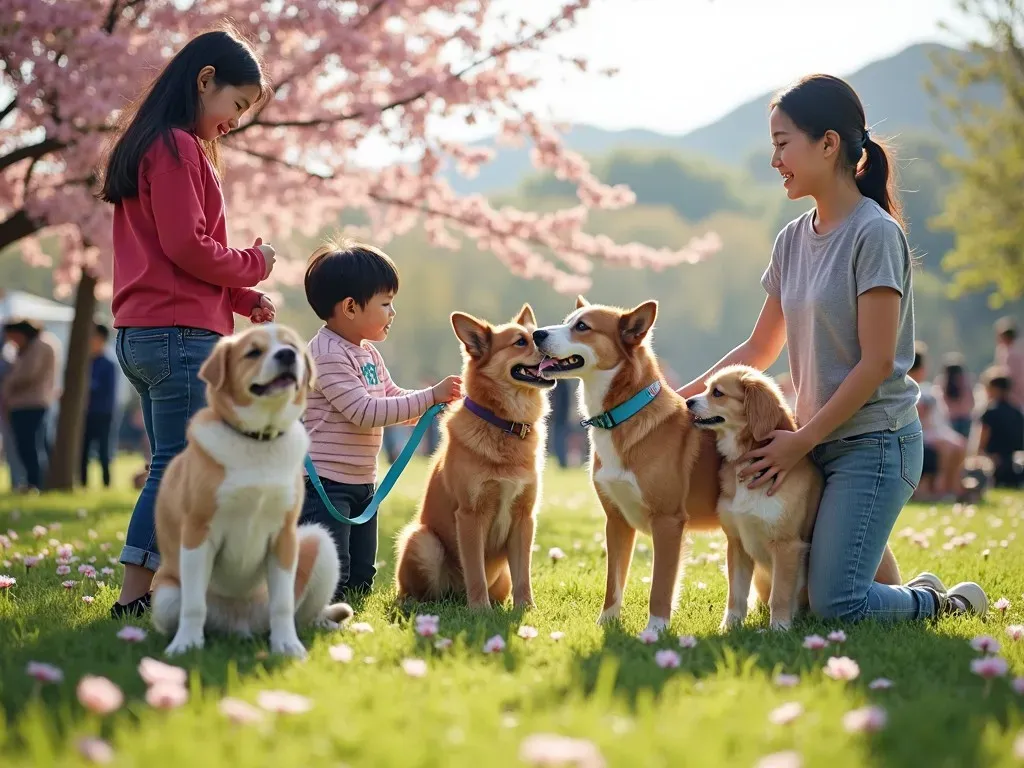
[2,457,1024,766]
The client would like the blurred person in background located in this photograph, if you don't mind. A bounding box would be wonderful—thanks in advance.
[973,366,1024,489]
[0,338,28,490]
[81,322,119,488]
[937,353,975,439]
[994,317,1024,408]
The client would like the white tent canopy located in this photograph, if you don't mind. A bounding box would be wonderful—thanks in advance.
[0,289,76,324]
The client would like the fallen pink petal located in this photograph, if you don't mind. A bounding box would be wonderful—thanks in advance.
[348,622,374,634]
[803,634,828,650]
[26,661,63,684]
[843,705,888,733]
[549,631,565,641]
[756,751,802,768]
[138,657,187,687]
[414,614,440,637]
[827,630,847,643]
[1012,677,1024,695]
[518,625,540,640]
[77,737,115,764]
[483,635,507,654]
[971,656,1009,679]
[774,673,800,687]
[76,675,124,715]
[61,580,77,589]
[823,656,861,681]
[218,697,266,725]
[868,677,894,690]
[549,546,566,562]
[654,649,680,669]
[970,635,1001,654]
[146,682,189,709]
[519,732,606,768]
[402,658,428,678]
[329,643,354,663]
[768,701,804,725]
[678,635,698,649]
[116,626,147,643]
[434,637,454,650]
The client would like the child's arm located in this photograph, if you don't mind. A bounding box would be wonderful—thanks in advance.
[317,352,434,429]
[148,150,266,289]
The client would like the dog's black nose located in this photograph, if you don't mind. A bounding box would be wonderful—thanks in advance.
[685,398,696,410]
[274,347,297,366]
[532,329,549,343]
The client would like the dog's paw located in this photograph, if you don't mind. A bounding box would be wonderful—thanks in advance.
[641,616,669,638]
[719,612,745,632]
[768,618,793,632]
[270,632,308,659]
[467,599,492,612]
[513,595,536,611]
[313,615,340,631]
[165,629,205,656]
[597,606,621,625]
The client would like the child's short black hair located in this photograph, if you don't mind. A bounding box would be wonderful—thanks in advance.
[93,321,110,341]
[984,366,1012,394]
[304,237,400,321]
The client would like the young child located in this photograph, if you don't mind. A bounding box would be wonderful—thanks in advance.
[81,322,118,489]
[98,27,278,617]
[302,238,461,601]
[977,367,1024,488]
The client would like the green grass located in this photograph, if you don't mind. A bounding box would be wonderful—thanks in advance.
[2,457,1024,767]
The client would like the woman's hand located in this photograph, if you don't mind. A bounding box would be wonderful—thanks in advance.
[250,295,276,324]
[738,429,815,496]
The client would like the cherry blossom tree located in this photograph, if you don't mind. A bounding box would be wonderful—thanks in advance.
[0,0,719,489]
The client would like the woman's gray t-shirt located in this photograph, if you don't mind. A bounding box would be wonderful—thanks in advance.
[761,197,920,443]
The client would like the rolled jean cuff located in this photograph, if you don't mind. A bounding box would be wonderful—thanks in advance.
[119,545,160,572]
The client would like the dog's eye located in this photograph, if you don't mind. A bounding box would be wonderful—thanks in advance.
[711,387,723,398]
[515,337,528,347]
[245,348,263,359]
[574,321,589,332]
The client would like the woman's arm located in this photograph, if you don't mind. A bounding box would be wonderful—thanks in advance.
[676,295,787,399]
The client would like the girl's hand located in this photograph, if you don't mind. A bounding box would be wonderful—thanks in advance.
[738,429,815,496]
[254,237,277,279]
[250,295,276,324]
[432,375,463,404]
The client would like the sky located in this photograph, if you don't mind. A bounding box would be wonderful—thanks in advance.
[506,0,977,137]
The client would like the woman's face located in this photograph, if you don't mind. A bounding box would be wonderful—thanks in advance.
[769,107,834,201]
[195,67,261,142]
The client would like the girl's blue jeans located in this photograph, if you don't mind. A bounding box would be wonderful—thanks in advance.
[114,327,220,572]
[807,419,936,622]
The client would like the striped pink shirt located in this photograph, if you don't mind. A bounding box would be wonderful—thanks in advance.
[304,327,434,484]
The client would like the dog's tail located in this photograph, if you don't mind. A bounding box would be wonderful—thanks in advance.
[394,522,449,601]
[294,523,351,627]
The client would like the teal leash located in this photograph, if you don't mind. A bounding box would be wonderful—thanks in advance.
[304,402,447,526]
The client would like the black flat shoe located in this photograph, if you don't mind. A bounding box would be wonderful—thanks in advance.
[110,593,151,619]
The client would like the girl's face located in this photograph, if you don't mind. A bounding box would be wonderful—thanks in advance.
[195,66,261,141]
[769,107,839,201]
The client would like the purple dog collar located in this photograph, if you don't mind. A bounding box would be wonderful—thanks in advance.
[462,397,532,439]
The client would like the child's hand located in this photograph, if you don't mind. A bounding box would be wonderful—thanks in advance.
[254,237,277,279]
[250,295,276,324]
[432,375,462,404]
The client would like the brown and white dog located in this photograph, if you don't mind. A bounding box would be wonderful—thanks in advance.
[395,305,549,609]
[533,297,720,637]
[151,325,351,658]
[687,365,902,630]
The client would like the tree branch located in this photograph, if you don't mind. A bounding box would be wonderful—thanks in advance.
[0,96,16,124]
[0,209,42,252]
[0,138,65,174]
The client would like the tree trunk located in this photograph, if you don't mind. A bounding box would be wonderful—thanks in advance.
[45,272,97,491]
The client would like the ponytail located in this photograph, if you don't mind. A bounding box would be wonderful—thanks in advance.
[856,134,904,228]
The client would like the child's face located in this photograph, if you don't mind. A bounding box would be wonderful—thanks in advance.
[345,292,396,343]
[195,67,261,141]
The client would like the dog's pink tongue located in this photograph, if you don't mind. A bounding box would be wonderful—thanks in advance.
[537,358,557,372]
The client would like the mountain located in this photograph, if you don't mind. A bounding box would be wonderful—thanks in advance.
[447,42,1002,195]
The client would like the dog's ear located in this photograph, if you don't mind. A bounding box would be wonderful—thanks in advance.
[575,295,590,310]
[199,338,232,394]
[451,312,492,359]
[744,377,784,442]
[620,300,657,347]
[514,303,537,330]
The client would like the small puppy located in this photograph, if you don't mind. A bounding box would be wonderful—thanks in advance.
[395,305,549,609]
[687,365,900,630]
[151,325,351,657]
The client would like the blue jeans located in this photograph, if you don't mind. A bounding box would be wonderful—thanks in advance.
[114,327,220,571]
[807,419,935,622]
[8,407,48,490]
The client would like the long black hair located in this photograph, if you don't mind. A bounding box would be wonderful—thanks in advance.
[770,74,904,228]
[98,26,267,204]
[942,356,967,401]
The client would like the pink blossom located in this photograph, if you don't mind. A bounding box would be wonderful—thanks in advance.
[678,635,698,649]
[77,737,114,764]
[803,634,828,650]
[1006,625,1024,641]
[549,547,566,562]
[518,733,606,767]
[0,575,15,589]
[434,637,454,650]
[823,656,861,681]
[756,752,802,768]
[76,675,124,715]
[1012,677,1024,695]
[26,661,64,684]
[971,656,1009,679]
[79,565,97,579]
[970,635,1001,654]
[843,705,888,733]
[256,690,313,714]
[517,625,539,640]
[402,658,428,678]
[23,556,40,569]
[101,567,115,576]
[219,697,266,725]
[549,631,565,641]
[33,525,47,538]
[868,677,894,690]
[116,626,147,643]
[483,635,507,654]
[414,615,440,637]
[56,565,71,576]
[827,630,847,643]
[654,650,680,669]
[146,683,189,709]
[62,580,77,589]
[82,595,94,604]
[138,657,187,687]
[1015,733,1024,760]
[329,644,354,663]
[56,544,74,559]
[637,628,659,645]
[768,702,804,725]
[774,673,800,687]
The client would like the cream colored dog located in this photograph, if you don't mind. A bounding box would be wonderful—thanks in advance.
[151,325,351,658]
[687,365,901,631]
